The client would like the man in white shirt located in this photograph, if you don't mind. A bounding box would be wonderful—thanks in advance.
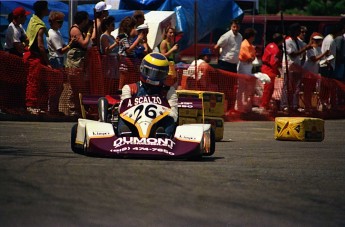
[214,19,242,112]
[4,7,30,56]
[281,23,311,112]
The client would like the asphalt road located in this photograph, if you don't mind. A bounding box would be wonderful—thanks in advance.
[0,120,344,226]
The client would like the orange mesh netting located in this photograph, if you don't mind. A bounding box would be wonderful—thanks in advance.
[1,49,344,120]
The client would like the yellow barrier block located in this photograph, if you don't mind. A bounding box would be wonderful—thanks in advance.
[178,108,199,118]
[178,117,197,125]
[274,117,324,141]
[197,116,224,141]
[177,90,225,117]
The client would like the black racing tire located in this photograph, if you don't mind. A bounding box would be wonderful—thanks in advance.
[71,124,84,154]
[204,127,216,156]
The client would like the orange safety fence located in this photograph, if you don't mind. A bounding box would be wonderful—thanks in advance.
[1,48,344,120]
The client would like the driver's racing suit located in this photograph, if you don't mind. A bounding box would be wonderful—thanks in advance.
[118,81,178,137]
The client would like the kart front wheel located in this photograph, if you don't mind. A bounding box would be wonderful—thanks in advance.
[71,124,84,154]
[204,127,216,156]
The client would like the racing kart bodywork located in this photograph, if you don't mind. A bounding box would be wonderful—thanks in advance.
[71,95,216,159]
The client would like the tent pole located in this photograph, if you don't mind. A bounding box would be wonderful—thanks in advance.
[69,0,77,30]
[194,0,198,81]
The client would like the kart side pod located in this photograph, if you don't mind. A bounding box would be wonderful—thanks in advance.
[76,118,115,149]
[175,123,213,155]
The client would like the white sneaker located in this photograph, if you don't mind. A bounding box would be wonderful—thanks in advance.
[252,107,267,114]
[27,107,45,115]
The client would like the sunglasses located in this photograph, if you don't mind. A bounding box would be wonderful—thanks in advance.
[56,20,64,24]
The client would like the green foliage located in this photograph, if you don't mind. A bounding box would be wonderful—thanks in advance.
[259,0,345,16]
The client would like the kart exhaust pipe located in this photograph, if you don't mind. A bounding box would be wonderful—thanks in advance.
[98,97,108,122]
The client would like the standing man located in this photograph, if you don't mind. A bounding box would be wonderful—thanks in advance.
[24,1,50,115]
[280,23,311,113]
[214,19,242,112]
[185,48,216,91]
[297,26,308,65]
[4,7,30,57]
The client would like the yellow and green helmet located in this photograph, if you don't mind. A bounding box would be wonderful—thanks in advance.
[140,53,169,86]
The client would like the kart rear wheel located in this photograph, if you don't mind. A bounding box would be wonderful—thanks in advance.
[71,124,84,154]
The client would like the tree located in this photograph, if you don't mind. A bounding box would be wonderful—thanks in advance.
[259,0,345,16]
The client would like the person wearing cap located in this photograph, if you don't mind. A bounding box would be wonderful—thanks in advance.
[24,1,50,115]
[303,32,329,74]
[184,48,216,90]
[302,32,329,113]
[92,1,112,46]
[4,7,30,57]
[134,23,152,59]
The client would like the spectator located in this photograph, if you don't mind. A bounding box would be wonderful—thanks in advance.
[100,16,119,95]
[159,26,179,62]
[100,16,119,55]
[47,11,76,68]
[92,1,112,46]
[281,23,311,113]
[118,16,143,58]
[214,19,242,112]
[134,24,152,59]
[302,32,329,113]
[303,33,328,74]
[185,48,217,91]
[4,7,30,57]
[47,11,75,115]
[319,23,343,110]
[133,10,145,27]
[298,26,308,65]
[235,28,257,113]
[66,11,93,69]
[65,11,93,116]
[24,1,50,115]
[334,19,345,81]
[259,33,284,112]
[117,16,144,89]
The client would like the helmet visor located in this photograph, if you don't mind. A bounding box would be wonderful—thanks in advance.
[141,63,168,86]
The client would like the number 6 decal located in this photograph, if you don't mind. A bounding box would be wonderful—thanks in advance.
[145,104,157,119]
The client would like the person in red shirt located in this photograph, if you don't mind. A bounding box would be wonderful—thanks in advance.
[260,33,284,111]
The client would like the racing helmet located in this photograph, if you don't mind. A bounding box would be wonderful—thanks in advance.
[140,53,169,86]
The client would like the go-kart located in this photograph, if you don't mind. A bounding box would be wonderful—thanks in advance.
[71,95,216,159]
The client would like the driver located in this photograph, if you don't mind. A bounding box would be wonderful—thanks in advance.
[118,53,178,138]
